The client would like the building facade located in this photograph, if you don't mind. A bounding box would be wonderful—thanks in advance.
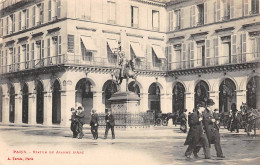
[0,0,259,127]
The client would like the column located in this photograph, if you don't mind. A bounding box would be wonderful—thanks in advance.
[140,93,149,112]
[28,92,37,125]
[93,91,104,113]
[236,90,247,108]
[60,90,76,127]
[209,91,219,110]
[43,91,52,126]
[14,93,23,124]
[161,94,172,114]
[185,92,194,112]
[2,94,10,124]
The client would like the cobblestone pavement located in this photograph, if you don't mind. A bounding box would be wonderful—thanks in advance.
[0,125,259,165]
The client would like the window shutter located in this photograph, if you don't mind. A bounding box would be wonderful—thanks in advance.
[241,33,247,62]
[180,9,184,29]
[231,35,236,63]
[206,40,210,66]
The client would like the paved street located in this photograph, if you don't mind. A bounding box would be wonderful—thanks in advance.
[0,125,259,165]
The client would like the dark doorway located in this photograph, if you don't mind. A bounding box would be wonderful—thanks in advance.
[194,80,209,108]
[36,81,44,124]
[148,83,161,113]
[22,84,29,124]
[102,80,117,109]
[52,80,61,124]
[172,82,185,114]
[247,76,259,109]
[219,78,236,113]
[9,86,15,123]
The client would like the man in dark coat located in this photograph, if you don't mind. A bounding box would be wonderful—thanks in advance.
[75,106,85,139]
[180,109,187,133]
[90,109,99,140]
[70,107,79,138]
[230,104,243,133]
[104,109,115,139]
[184,105,210,159]
[194,103,225,158]
[213,108,221,129]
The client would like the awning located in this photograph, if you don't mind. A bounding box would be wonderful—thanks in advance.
[81,36,97,51]
[107,39,118,51]
[152,45,165,59]
[130,42,144,58]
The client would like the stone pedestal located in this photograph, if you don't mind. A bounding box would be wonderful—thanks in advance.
[109,91,143,126]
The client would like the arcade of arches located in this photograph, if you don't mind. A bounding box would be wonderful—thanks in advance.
[0,76,259,127]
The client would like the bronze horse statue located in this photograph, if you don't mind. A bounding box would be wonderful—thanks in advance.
[113,59,137,87]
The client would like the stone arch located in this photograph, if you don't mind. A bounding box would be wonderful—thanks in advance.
[172,80,187,93]
[148,82,163,113]
[219,76,238,91]
[75,78,98,123]
[22,83,29,124]
[246,76,260,109]
[8,83,15,123]
[128,81,141,97]
[52,79,61,124]
[172,82,186,115]
[102,80,118,109]
[219,78,237,113]
[194,80,210,107]
[36,80,44,124]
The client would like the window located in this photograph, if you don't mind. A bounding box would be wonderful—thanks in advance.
[26,44,29,62]
[40,3,44,24]
[243,0,249,16]
[152,10,159,30]
[32,6,36,26]
[18,46,20,63]
[18,12,22,30]
[81,0,91,19]
[214,0,221,22]
[251,0,259,14]
[6,17,9,35]
[11,14,15,33]
[131,6,139,27]
[241,33,247,62]
[67,35,74,53]
[174,10,181,30]
[31,43,35,60]
[197,4,204,25]
[214,38,219,64]
[205,40,211,66]
[152,49,161,68]
[167,46,172,68]
[47,38,51,57]
[108,1,116,23]
[56,0,61,18]
[48,0,52,21]
[168,10,174,31]
[230,0,235,18]
[223,0,231,20]
[26,9,29,29]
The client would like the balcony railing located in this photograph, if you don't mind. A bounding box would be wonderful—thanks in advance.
[0,54,168,74]
[168,52,260,71]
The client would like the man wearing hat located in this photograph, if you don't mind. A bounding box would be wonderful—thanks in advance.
[194,100,225,158]
[90,109,99,140]
[70,107,79,138]
[104,109,115,139]
[76,106,85,139]
[213,108,221,129]
[184,103,211,159]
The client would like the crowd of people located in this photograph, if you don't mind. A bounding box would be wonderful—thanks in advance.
[70,107,115,140]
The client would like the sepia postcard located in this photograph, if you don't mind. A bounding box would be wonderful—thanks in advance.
[0,0,259,165]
